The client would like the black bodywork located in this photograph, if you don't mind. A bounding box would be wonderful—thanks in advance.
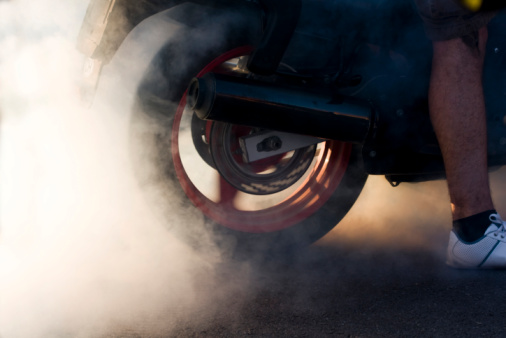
[77,0,506,184]
[77,0,296,74]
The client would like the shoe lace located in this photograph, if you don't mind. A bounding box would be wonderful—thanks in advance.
[489,213,506,239]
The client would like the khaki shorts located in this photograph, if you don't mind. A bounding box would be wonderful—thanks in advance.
[414,0,496,41]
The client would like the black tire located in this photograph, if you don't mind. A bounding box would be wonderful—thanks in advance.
[129,5,368,258]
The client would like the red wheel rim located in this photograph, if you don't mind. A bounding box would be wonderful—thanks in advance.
[171,46,352,233]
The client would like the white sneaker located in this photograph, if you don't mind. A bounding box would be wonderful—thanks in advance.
[446,213,506,269]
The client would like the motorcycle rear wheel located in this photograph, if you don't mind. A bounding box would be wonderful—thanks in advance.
[130,16,367,257]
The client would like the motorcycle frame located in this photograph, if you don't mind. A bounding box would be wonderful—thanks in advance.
[77,0,506,185]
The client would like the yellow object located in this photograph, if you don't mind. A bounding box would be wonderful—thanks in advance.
[460,0,483,11]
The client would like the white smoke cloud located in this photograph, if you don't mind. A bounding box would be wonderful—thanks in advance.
[0,1,251,337]
[3,0,506,336]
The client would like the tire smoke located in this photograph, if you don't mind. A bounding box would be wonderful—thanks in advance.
[3,1,506,337]
[319,168,506,257]
[0,1,252,337]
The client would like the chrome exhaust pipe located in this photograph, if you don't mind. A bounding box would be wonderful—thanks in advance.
[187,73,373,144]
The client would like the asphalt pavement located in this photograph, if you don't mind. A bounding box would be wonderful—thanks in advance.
[107,241,506,337]
[105,176,506,338]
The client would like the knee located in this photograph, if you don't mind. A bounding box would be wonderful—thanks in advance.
[432,26,488,65]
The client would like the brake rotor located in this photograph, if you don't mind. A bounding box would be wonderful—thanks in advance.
[209,121,316,195]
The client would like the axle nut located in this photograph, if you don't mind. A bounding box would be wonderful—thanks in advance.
[257,136,283,152]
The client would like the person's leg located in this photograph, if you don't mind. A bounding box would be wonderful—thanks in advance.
[414,0,506,268]
[428,32,506,267]
[429,26,494,221]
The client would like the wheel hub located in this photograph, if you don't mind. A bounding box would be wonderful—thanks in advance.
[209,121,316,195]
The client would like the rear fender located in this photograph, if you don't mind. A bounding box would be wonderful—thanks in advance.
[82,2,262,105]
[77,0,257,63]
[78,0,301,73]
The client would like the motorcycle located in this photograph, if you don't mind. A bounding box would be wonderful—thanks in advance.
[77,0,506,256]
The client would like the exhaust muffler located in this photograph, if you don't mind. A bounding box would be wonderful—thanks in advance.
[187,73,373,144]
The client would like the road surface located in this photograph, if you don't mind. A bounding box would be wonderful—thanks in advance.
[106,177,506,337]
